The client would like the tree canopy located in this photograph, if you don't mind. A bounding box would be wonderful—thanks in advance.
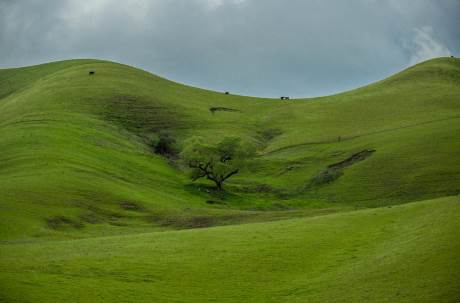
[180,136,254,190]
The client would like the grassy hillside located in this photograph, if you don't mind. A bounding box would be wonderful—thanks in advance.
[0,57,459,241]
[0,57,459,302]
[1,196,459,302]
[0,58,460,239]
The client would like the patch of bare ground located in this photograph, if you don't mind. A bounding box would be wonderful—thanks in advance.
[311,149,375,186]
[209,107,241,113]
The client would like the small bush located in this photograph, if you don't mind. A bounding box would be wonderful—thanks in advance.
[150,132,178,157]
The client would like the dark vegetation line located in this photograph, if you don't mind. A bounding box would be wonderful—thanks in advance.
[310,149,376,186]
[265,115,460,155]
[209,107,241,113]
[0,118,64,128]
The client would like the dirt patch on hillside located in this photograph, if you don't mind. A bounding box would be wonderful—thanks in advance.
[328,149,375,170]
[312,149,375,186]
[209,107,241,113]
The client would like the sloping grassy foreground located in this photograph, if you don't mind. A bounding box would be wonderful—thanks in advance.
[1,196,459,302]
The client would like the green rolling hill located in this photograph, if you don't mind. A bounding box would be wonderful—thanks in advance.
[0,57,459,302]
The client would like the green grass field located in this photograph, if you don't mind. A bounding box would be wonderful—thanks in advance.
[1,196,459,303]
[0,57,459,302]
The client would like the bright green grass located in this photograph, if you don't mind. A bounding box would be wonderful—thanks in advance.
[1,196,459,302]
[0,57,459,241]
[0,58,459,302]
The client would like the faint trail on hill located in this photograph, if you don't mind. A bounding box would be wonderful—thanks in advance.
[265,115,460,155]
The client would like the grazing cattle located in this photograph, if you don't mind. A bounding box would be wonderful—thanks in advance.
[280,96,290,100]
[89,71,95,75]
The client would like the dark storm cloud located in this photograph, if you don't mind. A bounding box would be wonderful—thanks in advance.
[1,0,459,97]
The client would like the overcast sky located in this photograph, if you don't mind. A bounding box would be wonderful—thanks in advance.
[1,0,459,97]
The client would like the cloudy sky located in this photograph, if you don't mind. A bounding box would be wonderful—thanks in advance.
[1,0,459,97]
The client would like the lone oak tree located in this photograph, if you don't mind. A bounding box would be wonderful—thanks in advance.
[181,137,253,190]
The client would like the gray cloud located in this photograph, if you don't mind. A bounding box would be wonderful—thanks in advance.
[1,0,459,97]
[408,26,452,65]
